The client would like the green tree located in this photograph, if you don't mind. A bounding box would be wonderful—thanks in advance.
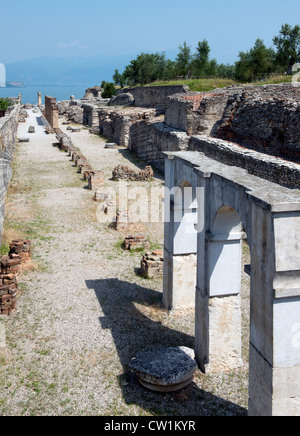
[273,24,300,73]
[235,39,275,82]
[113,69,126,88]
[191,39,211,74]
[101,82,116,98]
[122,52,171,85]
[175,41,192,77]
[0,98,11,111]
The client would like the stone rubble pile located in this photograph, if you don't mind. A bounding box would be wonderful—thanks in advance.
[124,235,150,251]
[141,250,164,279]
[0,240,31,315]
[112,164,153,181]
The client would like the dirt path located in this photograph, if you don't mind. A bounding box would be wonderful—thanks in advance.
[0,110,249,416]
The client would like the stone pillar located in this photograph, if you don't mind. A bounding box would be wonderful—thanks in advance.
[44,96,59,130]
[195,174,243,373]
[249,207,300,416]
[163,155,197,310]
[37,92,42,108]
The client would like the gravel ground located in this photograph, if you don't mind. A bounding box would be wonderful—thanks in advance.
[0,110,249,416]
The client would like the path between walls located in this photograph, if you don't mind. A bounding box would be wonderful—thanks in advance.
[0,110,248,416]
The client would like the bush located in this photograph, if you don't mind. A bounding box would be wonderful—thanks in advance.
[0,98,12,112]
[101,82,116,99]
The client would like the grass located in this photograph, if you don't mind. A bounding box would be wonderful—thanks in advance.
[146,74,296,92]
[148,78,237,92]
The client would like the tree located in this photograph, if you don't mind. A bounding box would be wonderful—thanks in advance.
[235,39,275,82]
[0,98,12,111]
[122,52,171,86]
[192,39,211,74]
[101,82,116,99]
[113,69,126,88]
[273,24,300,73]
[175,42,192,77]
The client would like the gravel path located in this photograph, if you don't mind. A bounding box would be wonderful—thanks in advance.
[0,110,249,416]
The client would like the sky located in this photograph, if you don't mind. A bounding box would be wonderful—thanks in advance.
[1,0,300,66]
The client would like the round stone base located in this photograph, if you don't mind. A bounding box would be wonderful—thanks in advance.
[129,346,198,393]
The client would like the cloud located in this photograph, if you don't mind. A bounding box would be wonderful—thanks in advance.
[57,40,89,50]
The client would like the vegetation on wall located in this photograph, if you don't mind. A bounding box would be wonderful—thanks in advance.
[0,98,13,112]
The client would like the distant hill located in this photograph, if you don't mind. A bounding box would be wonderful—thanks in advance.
[6,81,26,88]
[4,54,137,87]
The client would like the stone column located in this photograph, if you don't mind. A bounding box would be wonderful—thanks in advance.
[194,171,243,373]
[37,92,42,107]
[249,206,300,416]
[163,155,197,310]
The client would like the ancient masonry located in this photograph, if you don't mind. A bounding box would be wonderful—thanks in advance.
[124,235,150,251]
[56,82,300,416]
[0,240,31,315]
[0,100,20,242]
[58,83,300,185]
[10,83,300,416]
[141,250,164,279]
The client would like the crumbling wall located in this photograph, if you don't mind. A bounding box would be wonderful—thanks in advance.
[44,96,59,129]
[188,135,300,188]
[0,103,20,242]
[98,107,157,147]
[129,120,189,172]
[216,86,300,161]
[118,85,190,108]
[164,83,300,164]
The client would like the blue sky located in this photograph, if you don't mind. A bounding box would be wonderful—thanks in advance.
[2,0,300,65]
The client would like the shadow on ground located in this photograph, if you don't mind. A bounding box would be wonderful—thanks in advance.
[86,278,247,416]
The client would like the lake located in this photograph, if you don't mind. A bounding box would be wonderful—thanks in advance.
[0,85,91,104]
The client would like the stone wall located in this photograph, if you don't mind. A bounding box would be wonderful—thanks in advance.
[164,83,300,163]
[188,135,300,188]
[0,103,20,242]
[129,120,189,172]
[60,83,300,177]
[118,85,190,108]
[44,96,59,129]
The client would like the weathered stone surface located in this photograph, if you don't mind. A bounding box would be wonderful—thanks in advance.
[124,235,150,251]
[0,103,20,242]
[28,126,35,133]
[109,92,135,107]
[112,164,153,181]
[141,251,164,278]
[129,346,197,392]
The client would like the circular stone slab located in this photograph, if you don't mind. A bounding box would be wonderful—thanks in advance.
[129,346,198,393]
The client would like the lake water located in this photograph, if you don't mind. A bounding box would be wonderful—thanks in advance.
[0,85,90,104]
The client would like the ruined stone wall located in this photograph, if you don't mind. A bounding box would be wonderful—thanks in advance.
[97,107,157,147]
[118,85,190,108]
[216,85,300,162]
[165,90,231,136]
[59,83,300,175]
[44,96,59,129]
[165,83,300,163]
[189,135,300,188]
[0,103,20,242]
[129,120,189,172]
